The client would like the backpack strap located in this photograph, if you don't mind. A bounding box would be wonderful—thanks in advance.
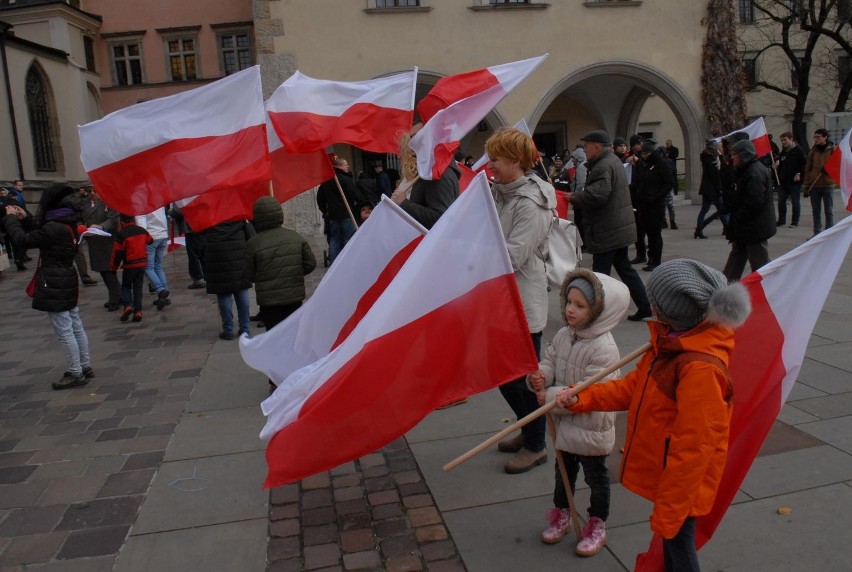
[656,351,733,404]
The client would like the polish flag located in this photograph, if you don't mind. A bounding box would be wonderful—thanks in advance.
[175,181,269,232]
[240,197,428,386]
[409,56,548,180]
[260,173,539,487]
[821,128,852,212]
[417,56,548,123]
[635,215,852,571]
[720,117,772,158]
[266,70,417,154]
[79,66,270,215]
[267,113,334,204]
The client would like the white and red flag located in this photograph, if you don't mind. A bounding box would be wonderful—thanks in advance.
[240,196,428,386]
[719,117,772,157]
[636,215,852,571]
[266,70,417,154]
[821,128,852,212]
[259,173,539,487]
[267,114,335,204]
[79,66,270,215]
[461,119,534,191]
[409,55,548,180]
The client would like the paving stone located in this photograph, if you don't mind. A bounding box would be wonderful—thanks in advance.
[0,481,48,509]
[424,558,465,572]
[137,423,176,436]
[56,524,130,559]
[302,488,333,509]
[270,484,300,505]
[420,540,456,562]
[393,471,422,485]
[40,413,79,425]
[371,503,404,521]
[402,494,433,509]
[414,525,448,543]
[117,434,171,454]
[364,476,394,493]
[362,465,389,479]
[269,503,299,521]
[301,473,330,490]
[303,523,338,546]
[336,499,368,516]
[95,427,139,442]
[342,550,382,571]
[303,506,336,526]
[385,555,423,572]
[36,475,107,506]
[0,505,66,536]
[381,534,418,558]
[330,462,357,476]
[333,474,361,488]
[39,421,90,437]
[399,482,429,497]
[338,512,372,531]
[97,469,155,498]
[359,453,385,468]
[0,531,67,565]
[389,459,418,472]
[268,537,301,560]
[267,558,304,572]
[269,518,300,538]
[407,507,441,528]
[0,451,35,468]
[340,528,376,553]
[84,455,128,476]
[0,465,36,485]
[120,450,163,472]
[304,543,341,569]
[369,490,400,506]
[55,496,142,531]
[376,518,410,538]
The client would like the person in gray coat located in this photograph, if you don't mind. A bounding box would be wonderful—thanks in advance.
[569,130,651,321]
[82,186,121,310]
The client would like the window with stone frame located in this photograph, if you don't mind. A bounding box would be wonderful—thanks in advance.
[110,40,144,86]
[25,66,57,172]
[217,30,254,76]
[743,53,758,89]
[738,0,755,23]
[84,36,96,72]
[375,0,420,6]
[166,36,198,81]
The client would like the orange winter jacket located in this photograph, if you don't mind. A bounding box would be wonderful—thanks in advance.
[571,319,734,539]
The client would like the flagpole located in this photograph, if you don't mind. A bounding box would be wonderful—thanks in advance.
[546,413,583,538]
[269,179,274,197]
[443,341,652,472]
[769,149,781,186]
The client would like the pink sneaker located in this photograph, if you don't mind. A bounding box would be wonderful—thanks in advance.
[575,516,607,556]
[541,508,572,544]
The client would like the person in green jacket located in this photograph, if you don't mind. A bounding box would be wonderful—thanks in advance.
[244,196,317,335]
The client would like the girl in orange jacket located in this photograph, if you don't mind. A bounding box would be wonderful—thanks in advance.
[557,259,751,571]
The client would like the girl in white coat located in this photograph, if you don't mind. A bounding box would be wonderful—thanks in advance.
[528,268,630,556]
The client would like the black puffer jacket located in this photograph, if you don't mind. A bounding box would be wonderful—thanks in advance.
[727,158,777,244]
[3,212,79,312]
[203,221,253,295]
[244,197,316,306]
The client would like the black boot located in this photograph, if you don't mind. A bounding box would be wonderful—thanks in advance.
[694,228,708,239]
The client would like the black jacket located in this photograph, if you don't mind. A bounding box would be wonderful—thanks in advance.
[777,144,806,187]
[317,169,363,221]
[726,158,777,244]
[637,153,673,231]
[3,213,79,312]
[699,149,722,200]
[203,221,253,295]
[400,163,460,229]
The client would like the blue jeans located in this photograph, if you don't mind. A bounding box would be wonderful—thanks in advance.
[48,307,90,376]
[145,238,169,293]
[809,187,834,233]
[499,332,545,452]
[696,195,728,231]
[777,183,801,225]
[663,517,700,572]
[327,218,356,263]
[217,289,250,335]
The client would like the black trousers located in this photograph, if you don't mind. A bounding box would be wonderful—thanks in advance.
[185,232,206,283]
[553,451,610,521]
[663,517,700,572]
[592,246,651,311]
[260,302,302,332]
[100,270,121,306]
[498,332,545,452]
[121,268,145,311]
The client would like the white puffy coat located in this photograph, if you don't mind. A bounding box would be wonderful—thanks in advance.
[532,268,630,455]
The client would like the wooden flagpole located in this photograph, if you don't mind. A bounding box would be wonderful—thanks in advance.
[324,151,360,229]
[443,341,652,472]
[546,413,583,539]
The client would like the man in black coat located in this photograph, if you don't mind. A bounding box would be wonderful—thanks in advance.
[722,140,777,282]
[317,158,364,264]
[774,132,806,227]
[636,142,673,271]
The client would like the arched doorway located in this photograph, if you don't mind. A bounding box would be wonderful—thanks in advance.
[529,61,705,199]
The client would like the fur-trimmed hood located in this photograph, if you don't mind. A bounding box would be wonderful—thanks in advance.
[559,268,630,337]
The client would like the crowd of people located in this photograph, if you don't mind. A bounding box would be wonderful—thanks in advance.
[0,121,839,571]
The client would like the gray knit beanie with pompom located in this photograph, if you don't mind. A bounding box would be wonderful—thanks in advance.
[646,259,751,330]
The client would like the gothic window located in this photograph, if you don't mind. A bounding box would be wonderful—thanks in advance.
[26,66,57,172]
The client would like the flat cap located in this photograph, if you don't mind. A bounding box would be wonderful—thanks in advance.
[580,130,610,146]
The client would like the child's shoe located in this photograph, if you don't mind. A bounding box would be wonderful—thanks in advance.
[132,311,143,322]
[120,306,133,322]
[575,516,607,556]
[541,508,572,544]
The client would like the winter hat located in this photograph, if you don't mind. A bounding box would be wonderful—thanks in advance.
[725,131,750,146]
[613,136,627,147]
[566,277,595,306]
[640,140,658,154]
[705,138,720,150]
[646,259,751,330]
[570,147,586,162]
[580,130,610,146]
[731,139,757,162]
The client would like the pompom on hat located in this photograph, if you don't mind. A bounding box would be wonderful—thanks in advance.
[646,259,751,330]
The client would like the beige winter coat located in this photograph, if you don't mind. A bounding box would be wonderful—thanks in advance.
[492,173,556,334]
[531,268,630,455]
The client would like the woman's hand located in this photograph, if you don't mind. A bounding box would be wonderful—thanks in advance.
[390,190,406,205]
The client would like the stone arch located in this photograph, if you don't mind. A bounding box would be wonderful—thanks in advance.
[85,82,102,122]
[25,60,63,174]
[529,60,705,198]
